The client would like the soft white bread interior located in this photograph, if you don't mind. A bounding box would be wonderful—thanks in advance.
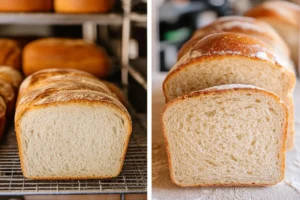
[245,1,300,73]
[164,32,295,149]
[15,69,132,180]
[162,84,288,187]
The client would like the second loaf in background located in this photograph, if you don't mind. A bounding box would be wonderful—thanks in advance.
[22,38,111,77]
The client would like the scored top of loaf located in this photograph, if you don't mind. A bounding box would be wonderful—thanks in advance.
[0,65,23,88]
[245,1,300,26]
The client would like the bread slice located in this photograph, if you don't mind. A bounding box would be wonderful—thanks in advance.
[162,84,288,187]
[15,89,131,180]
[163,32,295,149]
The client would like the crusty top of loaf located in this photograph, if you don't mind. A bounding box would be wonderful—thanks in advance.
[171,32,290,73]
[245,1,300,26]
[19,68,106,98]
[17,89,130,124]
[0,65,23,88]
[177,16,290,60]
[0,39,21,69]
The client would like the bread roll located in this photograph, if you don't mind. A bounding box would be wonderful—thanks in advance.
[22,38,111,77]
[162,84,287,187]
[16,70,132,180]
[178,16,294,73]
[0,0,52,12]
[0,66,23,91]
[0,39,21,70]
[163,32,295,149]
[54,0,115,13]
[245,1,300,73]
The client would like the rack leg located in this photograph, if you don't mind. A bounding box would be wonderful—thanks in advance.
[82,22,97,43]
[120,193,125,200]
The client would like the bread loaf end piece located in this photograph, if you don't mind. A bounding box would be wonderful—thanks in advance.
[162,84,287,187]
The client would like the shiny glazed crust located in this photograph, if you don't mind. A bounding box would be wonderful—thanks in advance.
[22,38,110,77]
[54,0,115,13]
[161,86,288,187]
[177,16,291,60]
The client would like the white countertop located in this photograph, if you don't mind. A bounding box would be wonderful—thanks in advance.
[152,73,300,200]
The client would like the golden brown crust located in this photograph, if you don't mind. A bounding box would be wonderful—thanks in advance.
[177,16,290,60]
[164,32,296,102]
[0,0,52,12]
[22,38,111,77]
[0,39,21,70]
[0,66,23,91]
[54,0,115,13]
[245,1,300,26]
[18,68,106,102]
[15,100,132,180]
[161,86,288,187]
[102,81,128,107]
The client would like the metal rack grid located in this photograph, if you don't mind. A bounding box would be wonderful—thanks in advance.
[0,113,146,195]
[0,13,123,25]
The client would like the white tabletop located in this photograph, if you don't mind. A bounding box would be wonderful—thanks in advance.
[152,73,300,200]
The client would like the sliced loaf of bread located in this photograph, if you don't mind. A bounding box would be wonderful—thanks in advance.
[163,32,295,149]
[15,69,132,180]
[162,84,288,187]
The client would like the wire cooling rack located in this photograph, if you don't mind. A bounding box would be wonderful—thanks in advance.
[0,113,147,195]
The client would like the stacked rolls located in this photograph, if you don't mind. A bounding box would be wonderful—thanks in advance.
[15,68,132,180]
[162,15,296,187]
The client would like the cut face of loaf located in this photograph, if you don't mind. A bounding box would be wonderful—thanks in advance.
[164,32,295,149]
[16,90,131,179]
[162,84,288,187]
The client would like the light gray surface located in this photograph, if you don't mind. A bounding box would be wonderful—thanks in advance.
[152,74,300,200]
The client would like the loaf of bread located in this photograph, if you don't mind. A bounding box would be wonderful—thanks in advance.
[15,69,132,180]
[22,38,111,77]
[162,84,287,187]
[0,39,21,70]
[0,66,23,91]
[177,16,294,74]
[245,1,300,73]
[0,0,52,12]
[163,32,295,149]
[54,0,115,13]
